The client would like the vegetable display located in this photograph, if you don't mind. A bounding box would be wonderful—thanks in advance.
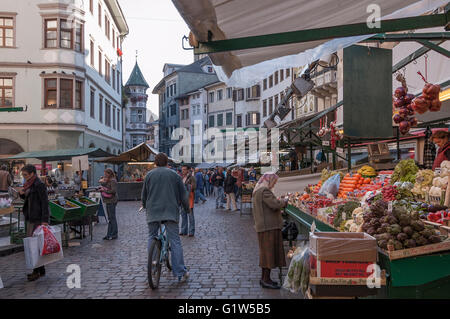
[361,200,443,250]
[357,165,377,178]
[411,170,434,198]
[390,159,419,184]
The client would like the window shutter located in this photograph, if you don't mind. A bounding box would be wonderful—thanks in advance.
[246,113,249,126]
[232,90,237,102]
[256,112,260,125]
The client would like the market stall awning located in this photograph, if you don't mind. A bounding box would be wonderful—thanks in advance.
[5,148,113,161]
[173,0,448,86]
[96,143,172,164]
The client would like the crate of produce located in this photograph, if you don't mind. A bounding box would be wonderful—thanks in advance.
[49,199,82,222]
[68,197,99,217]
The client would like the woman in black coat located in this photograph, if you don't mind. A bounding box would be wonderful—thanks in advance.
[19,164,50,281]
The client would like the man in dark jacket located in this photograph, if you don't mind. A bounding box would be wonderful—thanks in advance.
[211,167,225,209]
[194,168,207,204]
[19,164,50,282]
[141,153,190,282]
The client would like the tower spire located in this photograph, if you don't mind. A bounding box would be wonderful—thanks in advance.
[136,50,138,63]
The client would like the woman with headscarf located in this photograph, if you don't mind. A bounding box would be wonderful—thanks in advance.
[432,130,450,170]
[252,172,288,289]
[99,168,118,240]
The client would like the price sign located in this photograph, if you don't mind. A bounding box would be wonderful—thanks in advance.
[336,147,344,154]
[322,141,330,146]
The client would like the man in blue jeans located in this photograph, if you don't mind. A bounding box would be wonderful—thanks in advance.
[141,153,190,282]
[211,166,225,209]
[194,168,207,204]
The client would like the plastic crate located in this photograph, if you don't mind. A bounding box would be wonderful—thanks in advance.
[68,197,99,217]
[49,200,82,222]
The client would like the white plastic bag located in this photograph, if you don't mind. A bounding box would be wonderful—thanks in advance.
[318,173,340,197]
[23,226,63,270]
[283,243,309,293]
[33,225,61,256]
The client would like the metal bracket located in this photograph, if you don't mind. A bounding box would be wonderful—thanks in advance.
[182,35,193,50]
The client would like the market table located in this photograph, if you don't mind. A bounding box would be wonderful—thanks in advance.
[284,204,450,298]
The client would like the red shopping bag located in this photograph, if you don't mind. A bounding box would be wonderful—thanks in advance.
[34,226,61,256]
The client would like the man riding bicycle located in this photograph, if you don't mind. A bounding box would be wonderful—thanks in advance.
[141,152,190,282]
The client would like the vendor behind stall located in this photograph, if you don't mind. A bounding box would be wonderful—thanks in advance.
[432,130,450,170]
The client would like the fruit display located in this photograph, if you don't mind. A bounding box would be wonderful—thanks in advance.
[382,185,398,201]
[427,211,450,225]
[390,159,419,184]
[78,197,96,205]
[358,165,377,178]
[320,169,344,184]
[362,200,443,250]
[337,173,372,199]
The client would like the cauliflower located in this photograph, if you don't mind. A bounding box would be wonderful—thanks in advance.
[355,212,364,225]
[429,186,442,197]
[349,223,359,232]
[352,207,363,218]
[432,176,448,189]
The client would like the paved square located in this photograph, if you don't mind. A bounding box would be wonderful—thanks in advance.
[0,196,302,299]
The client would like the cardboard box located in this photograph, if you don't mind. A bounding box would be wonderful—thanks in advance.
[311,255,374,278]
[309,232,377,262]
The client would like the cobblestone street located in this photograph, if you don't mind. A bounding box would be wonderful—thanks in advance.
[0,195,302,299]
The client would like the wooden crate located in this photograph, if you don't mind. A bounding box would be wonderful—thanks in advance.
[384,240,450,260]
[241,194,252,203]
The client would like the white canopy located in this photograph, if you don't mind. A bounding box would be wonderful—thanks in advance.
[173,0,448,87]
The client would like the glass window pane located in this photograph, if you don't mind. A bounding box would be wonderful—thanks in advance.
[46,91,57,107]
[46,20,57,29]
[5,89,12,98]
[46,40,57,47]
[0,19,4,26]
[5,38,13,47]
[61,31,71,40]
[0,29,3,37]
[3,79,12,86]
[0,79,3,86]
[46,31,57,39]
[5,29,12,37]
[46,79,56,88]
[4,18,13,27]
[60,20,72,29]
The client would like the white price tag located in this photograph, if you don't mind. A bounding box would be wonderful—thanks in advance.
[388,202,393,213]
[322,141,330,146]
[336,147,344,154]
[342,212,346,220]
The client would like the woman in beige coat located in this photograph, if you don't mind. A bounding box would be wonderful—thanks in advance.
[252,172,288,289]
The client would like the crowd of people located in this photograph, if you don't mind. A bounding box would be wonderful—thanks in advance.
[2,155,288,289]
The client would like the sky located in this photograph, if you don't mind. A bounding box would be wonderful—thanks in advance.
[118,0,194,118]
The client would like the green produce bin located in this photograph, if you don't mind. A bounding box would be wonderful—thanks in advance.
[68,197,99,217]
[284,205,450,299]
[49,200,83,222]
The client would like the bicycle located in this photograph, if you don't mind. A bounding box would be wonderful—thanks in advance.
[147,221,172,289]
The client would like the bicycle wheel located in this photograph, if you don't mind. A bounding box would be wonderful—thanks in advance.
[148,239,162,289]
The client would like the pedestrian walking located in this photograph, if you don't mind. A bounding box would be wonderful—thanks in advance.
[141,153,190,282]
[194,168,207,204]
[224,169,238,211]
[251,172,288,289]
[180,165,196,236]
[211,167,225,209]
[0,164,12,192]
[19,164,50,282]
[249,166,257,182]
[99,168,118,240]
